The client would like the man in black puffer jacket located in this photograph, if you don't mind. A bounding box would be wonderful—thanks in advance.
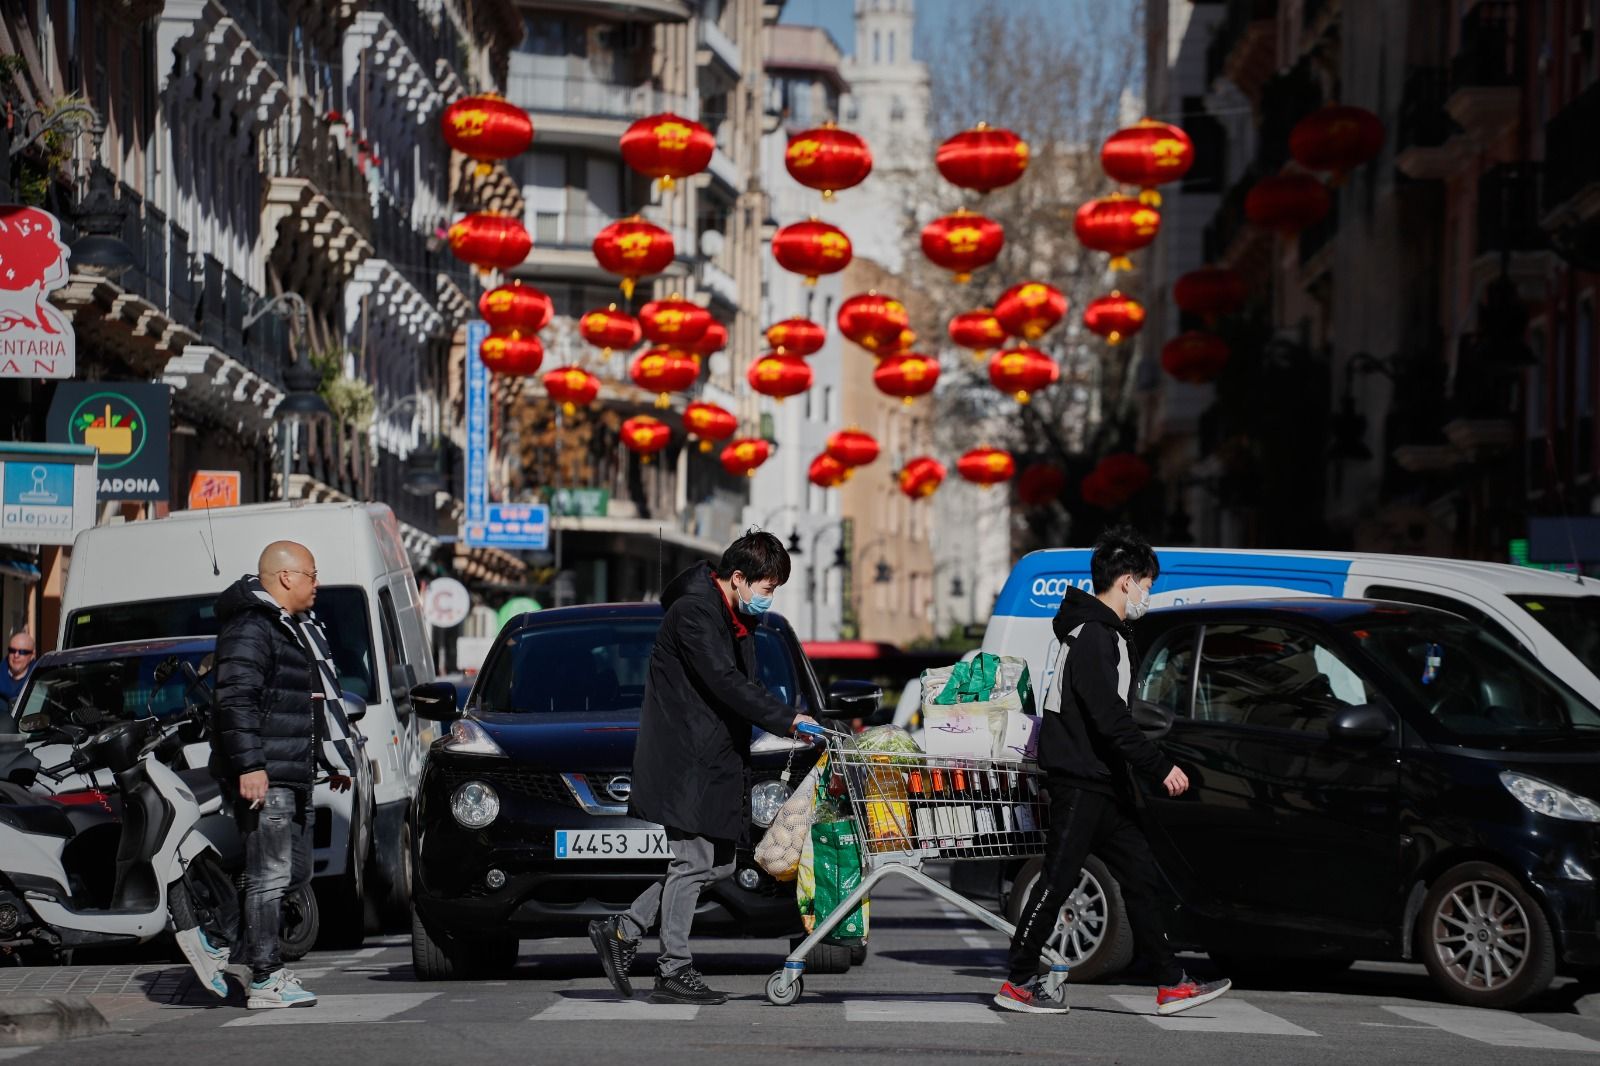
[212,540,350,1010]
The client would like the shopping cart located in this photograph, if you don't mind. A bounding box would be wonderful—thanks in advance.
[765,722,1070,1006]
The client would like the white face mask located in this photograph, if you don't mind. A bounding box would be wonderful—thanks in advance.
[1124,580,1152,621]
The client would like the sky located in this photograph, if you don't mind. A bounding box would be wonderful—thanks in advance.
[777,0,1080,62]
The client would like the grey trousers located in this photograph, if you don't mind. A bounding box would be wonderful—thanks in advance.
[622,827,736,976]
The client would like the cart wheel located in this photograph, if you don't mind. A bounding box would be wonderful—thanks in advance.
[766,971,803,1006]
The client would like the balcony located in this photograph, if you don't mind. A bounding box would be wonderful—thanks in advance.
[262,99,375,286]
[507,62,692,150]
[518,0,690,19]
[513,208,693,285]
[1202,166,1271,274]
[1542,79,1600,230]
[1395,66,1466,180]
[1472,163,1555,296]
[1446,1,1522,141]
[704,145,740,199]
[1205,0,1279,100]
[697,16,742,87]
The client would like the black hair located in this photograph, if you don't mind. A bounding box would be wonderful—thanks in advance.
[1090,525,1159,593]
[719,529,791,585]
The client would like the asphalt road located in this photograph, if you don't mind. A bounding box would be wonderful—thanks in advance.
[3,877,1598,1066]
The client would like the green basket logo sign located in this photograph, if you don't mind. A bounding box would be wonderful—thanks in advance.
[66,391,147,470]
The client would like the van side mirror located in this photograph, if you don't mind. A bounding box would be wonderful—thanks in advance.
[1131,699,1174,740]
[1328,702,1393,742]
[409,681,461,723]
[823,680,887,725]
[390,662,418,718]
[340,691,368,724]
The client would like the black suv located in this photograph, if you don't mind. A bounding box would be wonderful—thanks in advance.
[405,604,878,979]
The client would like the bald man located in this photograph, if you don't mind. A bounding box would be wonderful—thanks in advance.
[211,541,353,1009]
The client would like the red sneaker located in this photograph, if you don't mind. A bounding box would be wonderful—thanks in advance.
[1156,975,1232,1016]
[992,978,1069,1015]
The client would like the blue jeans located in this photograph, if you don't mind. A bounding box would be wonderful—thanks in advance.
[237,786,314,981]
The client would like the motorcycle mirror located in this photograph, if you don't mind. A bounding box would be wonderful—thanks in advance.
[152,655,180,686]
[17,712,50,734]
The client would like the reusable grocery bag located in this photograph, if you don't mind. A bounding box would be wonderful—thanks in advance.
[921,653,1038,762]
[809,819,867,944]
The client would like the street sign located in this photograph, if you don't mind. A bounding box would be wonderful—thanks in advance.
[187,470,240,510]
[0,442,97,546]
[47,382,171,500]
[421,577,472,629]
[0,205,74,380]
[551,487,609,517]
[464,320,489,525]
[466,502,550,550]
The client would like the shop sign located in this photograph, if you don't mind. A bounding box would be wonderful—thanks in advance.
[0,205,75,380]
[0,442,97,546]
[47,382,171,500]
[188,470,241,510]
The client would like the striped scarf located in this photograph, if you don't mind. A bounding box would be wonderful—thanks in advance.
[249,581,359,775]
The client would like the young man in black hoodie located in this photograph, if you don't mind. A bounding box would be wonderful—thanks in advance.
[995,527,1230,1015]
[590,531,819,1005]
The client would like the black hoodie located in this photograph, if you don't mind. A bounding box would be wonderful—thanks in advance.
[628,562,799,842]
[1038,585,1174,794]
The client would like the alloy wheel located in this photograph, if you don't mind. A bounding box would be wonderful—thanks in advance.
[1044,868,1109,965]
[1430,879,1530,991]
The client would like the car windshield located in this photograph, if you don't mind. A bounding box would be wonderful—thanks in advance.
[64,589,379,701]
[14,649,213,734]
[1343,614,1600,741]
[1509,594,1600,677]
[477,619,805,714]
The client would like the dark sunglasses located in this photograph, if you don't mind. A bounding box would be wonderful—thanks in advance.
[7,647,33,656]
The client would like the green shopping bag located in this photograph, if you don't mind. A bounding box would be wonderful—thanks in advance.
[932,651,1034,713]
[810,819,867,945]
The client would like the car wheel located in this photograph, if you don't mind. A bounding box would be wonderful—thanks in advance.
[279,884,320,962]
[850,942,868,967]
[793,935,853,975]
[410,906,514,980]
[1419,861,1556,1009]
[1006,855,1134,982]
[375,814,415,928]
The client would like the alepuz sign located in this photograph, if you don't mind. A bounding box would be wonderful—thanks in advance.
[0,205,74,380]
[47,382,172,500]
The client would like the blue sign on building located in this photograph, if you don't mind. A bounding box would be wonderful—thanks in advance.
[465,502,550,551]
[464,320,489,525]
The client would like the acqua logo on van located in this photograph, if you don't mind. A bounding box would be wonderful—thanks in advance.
[1030,574,1093,610]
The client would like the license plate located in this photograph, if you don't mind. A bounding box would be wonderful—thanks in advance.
[554,829,670,860]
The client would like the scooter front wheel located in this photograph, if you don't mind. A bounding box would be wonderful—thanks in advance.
[279,884,320,961]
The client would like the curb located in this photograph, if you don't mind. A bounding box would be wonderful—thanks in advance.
[0,996,109,1047]
[1578,992,1600,1023]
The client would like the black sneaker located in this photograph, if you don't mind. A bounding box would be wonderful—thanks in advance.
[650,967,728,1005]
[588,916,639,999]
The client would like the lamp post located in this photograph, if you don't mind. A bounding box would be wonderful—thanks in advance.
[758,503,805,556]
[806,520,848,641]
[373,394,444,497]
[276,360,332,500]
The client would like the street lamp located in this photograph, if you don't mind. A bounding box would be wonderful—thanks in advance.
[758,503,805,556]
[277,360,331,500]
[373,394,444,497]
[70,163,136,279]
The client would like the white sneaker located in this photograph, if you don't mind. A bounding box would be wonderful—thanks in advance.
[247,968,318,1009]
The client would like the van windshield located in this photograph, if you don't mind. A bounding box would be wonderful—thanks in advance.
[1509,595,1600,677]
[65,589,379,701]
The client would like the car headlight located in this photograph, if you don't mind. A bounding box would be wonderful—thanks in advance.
[442,718,505,756]
[751,779,792,828]
[451,781,500,828]
[1500,771,1600,822]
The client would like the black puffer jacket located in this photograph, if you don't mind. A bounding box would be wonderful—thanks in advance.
[209,576,320,790]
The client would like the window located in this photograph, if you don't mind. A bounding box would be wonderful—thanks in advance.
[1362,584,1529,653]
[1194,624,1374,735]
[873,31,880,63]
[377,586,409,683]
[888,31,895,63]
[1509,595,1600,677]
[1136,626,1199,716]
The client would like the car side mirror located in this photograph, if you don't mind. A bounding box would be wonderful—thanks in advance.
[390,662,418,718]
[409,681,461,723]
[1131,699,1174,740]
[1328,702,1393,742]
[341,690,368,724]
[823,679,887,725]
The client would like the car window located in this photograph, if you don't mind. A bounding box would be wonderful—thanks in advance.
[754,628,801,708]
[1363,584,1529,654]
[1509,594,1600,678]
[1136,626,1198,718]
[1195,623,1375,736]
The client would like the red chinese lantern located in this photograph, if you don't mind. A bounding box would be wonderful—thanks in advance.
[993,282,1067,341]
[639,294,712,348]
[579,304,642,357]
[1100,118,1195,206]
[1082,291,1146,345]
[837,291,910,353]
[439,95,533,176]
[765,317,826,356]
[690,319,727,357]
[957,447,1016,488]
[809,453,851,488]
[1016,463,1067,507]
[542,365,600,416]
[935,123,1030,193]
[620,112,715,189]
[1289,104,1385,184]
[1172,266,1247,322]
[1083,452,1152,509]
[825,428,880,468]
[772,218,853,284]
[747,352,814,400]
[948,308,1009,362]
[592,216,675,298]
[1160,331,1230,384]
[1074,194,1161,271]
[881,327,918,355]
[621,415,671,462]
[479,330,544,376]
[684,401,738,452]
[920,210,1004,283]
[988,346,1060,404]
[478,282,552,335]
[629,347,700,407]
[448,212,531,273]
[1244,174,1331,234]
[785,123,873,200]
[898,456,947,499]
[872,352,940,405]
[720,438,773,478]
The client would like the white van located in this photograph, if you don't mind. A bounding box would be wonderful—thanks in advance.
[60,501,433,931]
[983,548,1600,709]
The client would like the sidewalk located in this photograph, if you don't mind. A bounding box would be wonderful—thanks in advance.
[0,964,210,1045]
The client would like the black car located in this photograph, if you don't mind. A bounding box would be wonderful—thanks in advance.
[405,604,879,979]
[1005,599,1600,1009]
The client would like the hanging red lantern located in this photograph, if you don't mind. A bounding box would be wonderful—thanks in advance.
[629,347,700,407]
[1244,174,1331,234]
[1289,104,1385,184]
[439,95,533,176]
[765,317,826,356]
[1160,331,1231,384]
[1100,118,1195,206]
[1082,291,1146,345]
[837,291,910,353]
[542,365,601,416]
[1083,452,1152,509]
[690,319,727,357]
[880,327,918,355]
[621,416,671,462]
[478,281,552,335]
[448,212,531,273]
[747,352,815,400]
[872,352,940,405]
[1172,266,1247,322]
[948,308,1009,362]
[898,456,947,499]
[592,216,676,298]
[684,401,738,452]
[639,294,712,348]
[957,447,1016,488]
[935,123,1030,193]
[1074,194,1161,271]
[988,346,1059,404]
[809,453,852,488]
[785,122,873,200]
[720,438,773,478]
[920,210,1004,283]
[825,428,880,468]
[1016,463,1067,507]
[579,303,642,357]
[619,112,715,189]
[479,330,544,376]
[993,281,1067,341]
[772,218,853,284]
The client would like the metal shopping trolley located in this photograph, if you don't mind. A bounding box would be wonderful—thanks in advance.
[764,722,1070,1006]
